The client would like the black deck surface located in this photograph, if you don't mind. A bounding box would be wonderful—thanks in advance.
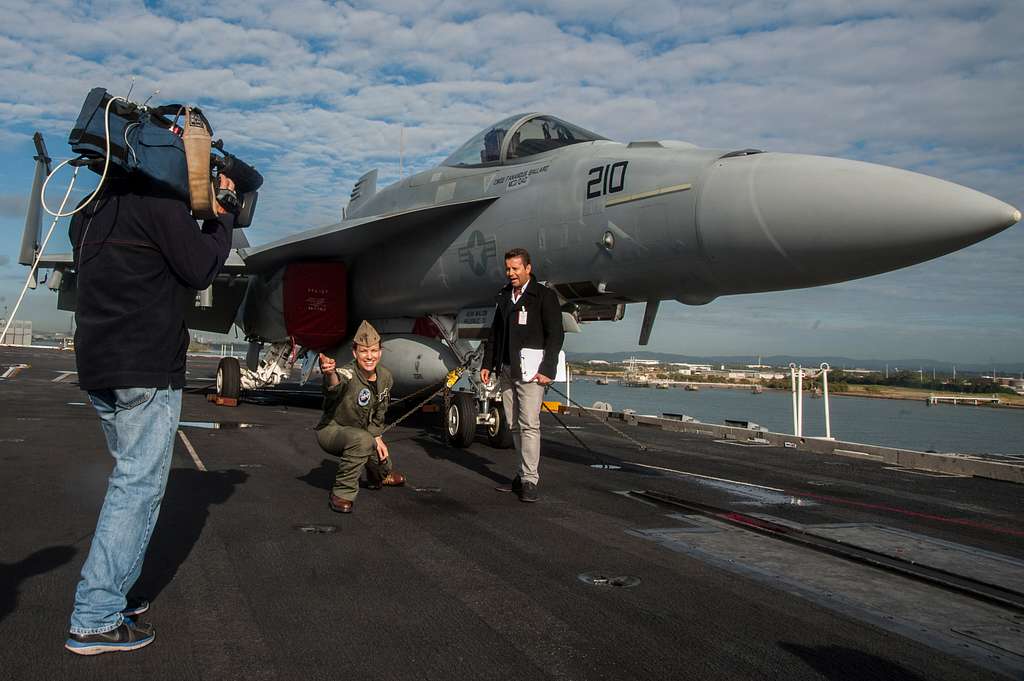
[2,346,1021,680]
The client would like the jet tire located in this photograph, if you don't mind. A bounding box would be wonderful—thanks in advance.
[217,356,241,400]
[486,403,514,449]
[445,392,477,448]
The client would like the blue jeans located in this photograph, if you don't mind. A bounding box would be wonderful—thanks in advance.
[69,386,181,634]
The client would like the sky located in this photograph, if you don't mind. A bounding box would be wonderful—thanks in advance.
[0,0,1021,365]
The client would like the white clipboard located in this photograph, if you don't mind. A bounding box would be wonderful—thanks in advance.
[520,348,566,382]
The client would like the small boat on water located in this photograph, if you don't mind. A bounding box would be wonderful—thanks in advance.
[656,382,670,389]
[596,378,609,386]
[685,384,700,392]
[751,385,764,394]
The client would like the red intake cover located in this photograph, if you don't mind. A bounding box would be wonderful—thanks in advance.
[283,262,347,351]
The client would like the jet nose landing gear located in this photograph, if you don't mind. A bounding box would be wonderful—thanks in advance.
[486,402,513,449]
[444,391,514,449]
[445,392,477,447]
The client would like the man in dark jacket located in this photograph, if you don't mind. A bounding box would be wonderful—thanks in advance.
[481,248,564,502]
[315,320,406,514]
[64,173,235,655]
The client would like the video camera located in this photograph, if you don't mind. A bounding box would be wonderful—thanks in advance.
[67,87,263,227]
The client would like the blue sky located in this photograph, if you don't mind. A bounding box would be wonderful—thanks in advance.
[1,0,1021,364]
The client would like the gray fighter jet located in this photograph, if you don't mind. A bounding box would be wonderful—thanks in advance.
[21,113,1021,446]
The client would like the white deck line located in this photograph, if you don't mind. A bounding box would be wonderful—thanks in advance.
[177,430,207,472]
[622,460,784,492]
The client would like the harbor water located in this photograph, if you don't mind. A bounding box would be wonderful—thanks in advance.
[563,380,1024,458]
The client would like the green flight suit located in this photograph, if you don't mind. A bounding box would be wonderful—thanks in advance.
[314,361,393,500]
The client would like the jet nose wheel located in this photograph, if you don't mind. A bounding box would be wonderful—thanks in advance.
[486,404,513,449]
[216,356,241,400]
[445,392,477,448]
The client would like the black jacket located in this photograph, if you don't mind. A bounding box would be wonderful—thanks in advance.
[70,180,233,390]
[482,275,564,381]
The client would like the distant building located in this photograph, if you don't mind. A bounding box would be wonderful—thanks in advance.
[0,319,33,347]
[669,362,712,372]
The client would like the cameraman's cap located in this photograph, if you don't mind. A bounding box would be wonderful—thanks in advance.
[353,320,381,347]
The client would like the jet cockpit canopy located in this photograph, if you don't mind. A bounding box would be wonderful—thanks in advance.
[443,113,607,167]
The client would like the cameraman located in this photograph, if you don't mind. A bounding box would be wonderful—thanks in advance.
[63,171,236,655]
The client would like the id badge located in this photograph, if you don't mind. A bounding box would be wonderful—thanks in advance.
[518,307,528,325]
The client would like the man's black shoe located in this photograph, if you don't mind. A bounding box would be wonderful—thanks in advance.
[519,481,538,503]
[65,619,155,655]
[494,475,523,494]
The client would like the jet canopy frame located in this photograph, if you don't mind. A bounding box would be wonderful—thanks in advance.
[442,113,607,168]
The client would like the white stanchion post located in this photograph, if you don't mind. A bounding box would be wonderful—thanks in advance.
[820,362,832,439]
[789,363,798,435]
[797,365,804,437]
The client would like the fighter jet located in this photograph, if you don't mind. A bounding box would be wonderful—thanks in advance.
[20,112,1021,447]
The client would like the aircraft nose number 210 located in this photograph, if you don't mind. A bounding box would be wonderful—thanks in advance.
[586,161,629,199]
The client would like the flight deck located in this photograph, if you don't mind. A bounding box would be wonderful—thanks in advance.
[2,346,1022,680]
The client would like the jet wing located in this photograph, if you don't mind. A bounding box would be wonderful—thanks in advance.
[240,196,498,273]
[29,253,75,269]
[26,248,250,274]
[25,197,497,276]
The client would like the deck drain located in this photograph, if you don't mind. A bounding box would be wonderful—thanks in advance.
[590,464,622,470]
[237,463,264,469]
[578,572,640,588]
[295,524,338,534]
[413,487,442,493]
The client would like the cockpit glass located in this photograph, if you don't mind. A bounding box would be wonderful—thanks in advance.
[442,114,606,167]
[442,114,526,167]
[505,116,605,160]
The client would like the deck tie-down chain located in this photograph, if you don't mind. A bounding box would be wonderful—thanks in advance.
[544,383,652,453]
[380,364,468,436]
[379,364,656,460]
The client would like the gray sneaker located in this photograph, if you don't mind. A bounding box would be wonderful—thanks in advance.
[519,481,539,503]
[65,619,155,655]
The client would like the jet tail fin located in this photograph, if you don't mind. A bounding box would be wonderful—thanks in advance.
[346,169,377,216]
[19,133,53,289]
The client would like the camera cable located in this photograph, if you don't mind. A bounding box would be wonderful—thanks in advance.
[40,94,127,219]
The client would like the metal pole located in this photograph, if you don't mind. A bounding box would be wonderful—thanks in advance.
[789,363,798,435]
[820,362,832,439]
[797,365,804,437]
[566,364,571,404]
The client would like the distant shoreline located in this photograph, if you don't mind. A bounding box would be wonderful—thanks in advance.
[573,374,1024,410]
[832,386,1024,410]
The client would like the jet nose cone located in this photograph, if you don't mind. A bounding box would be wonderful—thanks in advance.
[696,152,1020,292]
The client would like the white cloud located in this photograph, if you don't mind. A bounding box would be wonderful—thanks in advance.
[0,0,1020,361]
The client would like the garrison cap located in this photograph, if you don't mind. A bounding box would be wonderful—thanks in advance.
[353,320,381,347]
